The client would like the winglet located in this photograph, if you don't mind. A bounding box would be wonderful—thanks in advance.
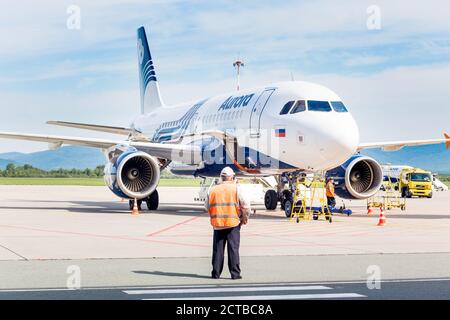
[445,132,450,150]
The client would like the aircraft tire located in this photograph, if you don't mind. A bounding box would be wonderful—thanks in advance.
[284,199,293,218]
[264,190,278,210]
[146,189,159,210]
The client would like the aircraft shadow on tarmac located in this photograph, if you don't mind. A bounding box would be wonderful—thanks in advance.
[133,270,211,279]
[4,200,448,220]
[347,213,450,220]
[0,200,286,220]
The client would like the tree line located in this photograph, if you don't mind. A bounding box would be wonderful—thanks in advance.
[0,163,180,178]
[0,164,105,178]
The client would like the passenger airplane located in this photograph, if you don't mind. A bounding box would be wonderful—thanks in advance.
[0,26,449,211]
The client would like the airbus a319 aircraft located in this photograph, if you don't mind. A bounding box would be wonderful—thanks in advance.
[0,27,448,212]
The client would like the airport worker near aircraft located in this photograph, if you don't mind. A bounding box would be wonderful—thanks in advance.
[326,177,336,209]
[205,166,251,280]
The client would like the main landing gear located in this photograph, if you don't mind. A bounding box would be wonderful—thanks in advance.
[264,189,278,210]
[128,189,159,211]
[263,172,304,218]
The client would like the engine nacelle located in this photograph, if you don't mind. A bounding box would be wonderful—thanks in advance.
[104,146,160,199]
[326,155,383,200]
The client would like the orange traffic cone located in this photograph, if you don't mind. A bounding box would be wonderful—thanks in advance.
[131,198,139,216]
[367,203,374,215]
[377,206,386,226]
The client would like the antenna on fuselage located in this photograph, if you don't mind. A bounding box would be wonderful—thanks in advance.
[233,57,244,91]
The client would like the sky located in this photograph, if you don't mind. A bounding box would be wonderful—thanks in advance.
[0,0,449,153]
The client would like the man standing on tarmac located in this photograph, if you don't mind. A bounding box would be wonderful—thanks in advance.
[206,167,251,280]
[326,177,336,209]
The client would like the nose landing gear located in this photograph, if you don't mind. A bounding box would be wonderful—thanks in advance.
[263,172,304,214]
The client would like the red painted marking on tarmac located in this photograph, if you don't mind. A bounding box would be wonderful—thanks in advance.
[147,216,200,237]
[0,224,208,248]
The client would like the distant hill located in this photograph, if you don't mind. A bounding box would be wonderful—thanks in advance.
[0,146,104,171]
[0,158,20,168]
[361,144,450,174]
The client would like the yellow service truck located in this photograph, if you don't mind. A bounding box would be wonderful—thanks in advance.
[399,168,433,198]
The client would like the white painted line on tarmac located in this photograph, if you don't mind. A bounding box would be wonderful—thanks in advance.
[146,293,366,300]
[289,278,450,285]
[2,277,450,293]
[123,285,331,295]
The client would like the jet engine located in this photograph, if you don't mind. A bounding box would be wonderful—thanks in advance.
[104,146,160,199]
[325,155,383,200]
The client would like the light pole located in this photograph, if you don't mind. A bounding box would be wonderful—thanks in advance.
[233,59,244,91]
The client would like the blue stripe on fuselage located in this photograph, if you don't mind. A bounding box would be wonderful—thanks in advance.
[170,145,296,177]
[152,100,206,142]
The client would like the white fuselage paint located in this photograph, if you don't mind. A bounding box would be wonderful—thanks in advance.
[132,81,359,175]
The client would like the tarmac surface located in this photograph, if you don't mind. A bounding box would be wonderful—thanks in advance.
[0,185,450,299]
[2,278,450,300]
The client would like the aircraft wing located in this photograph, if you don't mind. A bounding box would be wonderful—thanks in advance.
[181,129,230,140]
[358,133,450,151]
[47,121,135,136]
[0,132,202,163]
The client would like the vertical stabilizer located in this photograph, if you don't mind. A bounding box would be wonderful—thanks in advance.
[137,26,164,114]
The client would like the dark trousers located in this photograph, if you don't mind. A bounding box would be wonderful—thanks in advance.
[327,196,336,209]
[212,225,241,279]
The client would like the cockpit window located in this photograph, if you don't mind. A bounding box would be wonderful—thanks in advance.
[331,101,348,113]
[290,100,306,114]
[279,101,294,115]
[307,100,332,112]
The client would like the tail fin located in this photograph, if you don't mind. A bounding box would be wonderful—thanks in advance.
[137,26,164,114]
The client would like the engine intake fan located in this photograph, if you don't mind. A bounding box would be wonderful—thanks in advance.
[116,152,160,199]
[326,155,383,200]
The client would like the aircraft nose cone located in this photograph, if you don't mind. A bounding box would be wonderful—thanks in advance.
[318,117,359,167]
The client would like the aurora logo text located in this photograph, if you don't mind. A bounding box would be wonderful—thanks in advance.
[219,94,254,111]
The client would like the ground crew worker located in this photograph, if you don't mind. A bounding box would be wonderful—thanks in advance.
[326,177,336,209]
[205,167,251,280]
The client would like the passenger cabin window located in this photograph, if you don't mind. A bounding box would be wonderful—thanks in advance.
[290,100,306,114]
[331,101,348,112]
[279,101,294,115]
[308,100,332,112]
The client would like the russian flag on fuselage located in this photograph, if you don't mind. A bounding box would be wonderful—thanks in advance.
[275,128,286,137]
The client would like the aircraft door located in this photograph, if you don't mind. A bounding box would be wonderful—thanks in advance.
[249,89,275,137]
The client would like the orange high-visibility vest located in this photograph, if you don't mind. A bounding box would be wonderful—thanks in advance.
[326,181,335,197]
[208,183,240,228]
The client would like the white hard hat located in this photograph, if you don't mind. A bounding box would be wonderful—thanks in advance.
[220,166,235,177]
